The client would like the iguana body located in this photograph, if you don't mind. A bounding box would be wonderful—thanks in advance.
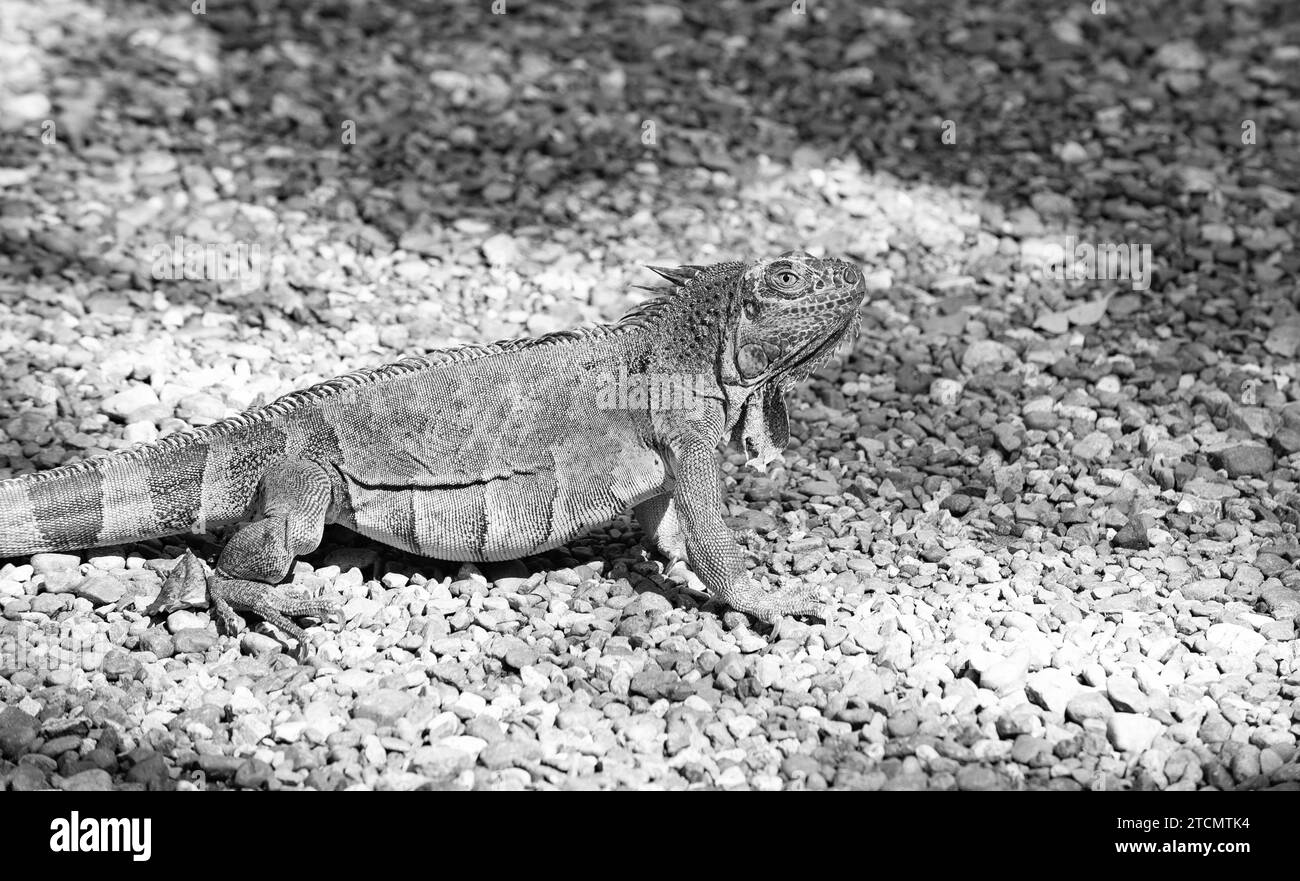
[0,252,865,653]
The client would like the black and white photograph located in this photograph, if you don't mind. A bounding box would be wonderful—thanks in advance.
[0,0,1294,843]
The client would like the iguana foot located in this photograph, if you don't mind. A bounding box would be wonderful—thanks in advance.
[209,574,340,660]
[721,576,829,625]
[150,550,338,659]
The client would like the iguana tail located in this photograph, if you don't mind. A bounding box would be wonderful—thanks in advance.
[0,366,378,558]
[0,433,245,557]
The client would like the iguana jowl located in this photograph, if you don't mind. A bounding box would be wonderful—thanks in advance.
[0,251,865,653]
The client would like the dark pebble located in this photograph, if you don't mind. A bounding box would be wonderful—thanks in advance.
[941,493,972,516]
[1112,516,1150,550]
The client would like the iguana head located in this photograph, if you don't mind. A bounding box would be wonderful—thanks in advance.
[724,251,865,467]
[635,251,865,467]
[730,251,865,389]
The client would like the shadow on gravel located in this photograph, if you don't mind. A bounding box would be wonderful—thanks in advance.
[110,0,1300,222]
[29,0,1288,305]
[0,0,1287,272]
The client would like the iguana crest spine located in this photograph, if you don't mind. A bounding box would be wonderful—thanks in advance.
[7,269,717,488]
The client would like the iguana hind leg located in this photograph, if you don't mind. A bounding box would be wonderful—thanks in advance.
[207,460,339,656]
[670,444,827,624]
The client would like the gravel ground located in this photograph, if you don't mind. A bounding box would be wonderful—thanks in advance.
[1,0,1299,790]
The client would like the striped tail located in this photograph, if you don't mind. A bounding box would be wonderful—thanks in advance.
[0,438,217,557]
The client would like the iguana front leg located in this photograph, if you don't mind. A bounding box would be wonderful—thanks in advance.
[670,443,827,623]
[158,460,339,657]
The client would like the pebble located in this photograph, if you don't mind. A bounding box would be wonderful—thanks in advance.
[138,629,175,658]
[1205,623,1266,659]
[412,745,476,777]
[623,592,674,617]
[479,740,541,770]
[972,648,1030,695]
[1025,669,1087,715]
[353,690,416,727]
[1058,141,1089,164]
[241,632,283,656]
[940,493,972,516]
[955,765,1002,791]
[481,234,521,267]
[73,576,126,606]
[167,610,210,633]
[29,591,74,617]
[887,709,920,737]
[126,753,171,789]
[494,638,538,670]
[0,724,38,762]
[8,764,49,791]
[102,650,142,681]
[1215,445,1274,478]
[961,340,1016,373]
[59,769,114,792]
[1071,432,1114,462]
[173,629,217,653]
[101,384,161,419]
[1111,517,1149,550]
[30,553,81,576]
[1106,674,1149,714]
[1183,578,1229,601]
[1107,714,1164,753]
[1066,691,1114,724]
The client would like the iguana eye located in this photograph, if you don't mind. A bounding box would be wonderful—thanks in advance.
[768,262,806,296]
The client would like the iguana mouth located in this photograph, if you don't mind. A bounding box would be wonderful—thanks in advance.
[777,309,861,390]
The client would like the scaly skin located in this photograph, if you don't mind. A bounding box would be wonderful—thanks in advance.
[2,251,866,654]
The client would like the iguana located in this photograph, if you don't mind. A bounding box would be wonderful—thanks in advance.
[0,251,865,655]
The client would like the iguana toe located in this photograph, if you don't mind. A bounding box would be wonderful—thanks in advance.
[722,577,828,624]
[209,574,339,659]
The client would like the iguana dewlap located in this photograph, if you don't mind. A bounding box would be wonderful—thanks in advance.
[0,251,866,654]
